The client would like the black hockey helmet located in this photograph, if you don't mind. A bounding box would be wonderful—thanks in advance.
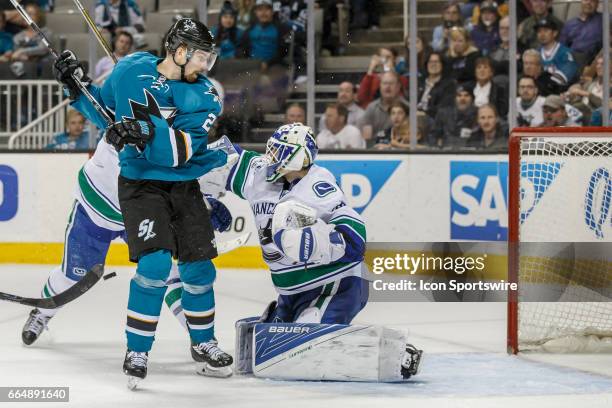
[165,18,215,54]
[164,18,217,80]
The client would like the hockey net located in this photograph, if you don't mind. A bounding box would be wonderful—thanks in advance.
[508,128,612,353]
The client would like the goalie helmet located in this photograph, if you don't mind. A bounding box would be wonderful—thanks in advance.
[265,123,318,182]
[165,18,217,73]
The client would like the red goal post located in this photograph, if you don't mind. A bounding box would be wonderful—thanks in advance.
[508,127,612,354]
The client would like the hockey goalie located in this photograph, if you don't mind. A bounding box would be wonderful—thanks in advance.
[207,123,423,382]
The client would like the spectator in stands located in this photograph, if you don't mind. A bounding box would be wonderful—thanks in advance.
[563,59,601,122]
[541,94,580,127]
[430,83,478,148]
[559,0,602,67]
[466,104,508,149]
[319,81,364,131]
[316,103,365,149]
[358,47,409,108]
[470,1,500,55]
[396,35,432,78]
[285,103,306,124]
[9,4,51,62]
[238,0,291,70]
[212,1,243,60]
[417,52,455,120]
[431,2,466,53]
[94,0,144,37]
[518,0,563,51]
[374,101,423,150]
[359,71,408,145]
[275,0,307,32]
[46,110,91,150]
[535,16,577,88]
[94,30,132,79]
[444,26,480,84]
[521,48,563,96]
[471,56,508,117]
[490,15,510,76]
[517,75,545,127]
[236,0,255,30]
[0,10,13,62]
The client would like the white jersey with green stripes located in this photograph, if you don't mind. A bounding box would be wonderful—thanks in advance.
[228,150,366,295]
[75,138,123,231]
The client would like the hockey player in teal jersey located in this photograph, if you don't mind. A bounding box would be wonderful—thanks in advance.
[53,18,232,388]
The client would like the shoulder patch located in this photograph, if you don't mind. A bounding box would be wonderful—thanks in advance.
[313,181,337,198]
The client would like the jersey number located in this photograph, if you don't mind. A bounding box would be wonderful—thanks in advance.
[203,113,217,133]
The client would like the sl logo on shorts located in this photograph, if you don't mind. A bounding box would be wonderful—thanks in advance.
[138,219,157,241]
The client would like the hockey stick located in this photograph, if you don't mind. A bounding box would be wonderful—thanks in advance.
[72,0,117,64]
[217,232,251,254]
[0,233,250,308]
[8,0,113,125]
[0,264,104,308]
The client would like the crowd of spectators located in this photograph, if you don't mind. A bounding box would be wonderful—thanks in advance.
[1,0,611,151]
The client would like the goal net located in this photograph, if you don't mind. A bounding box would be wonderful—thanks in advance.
[508,128,612,353]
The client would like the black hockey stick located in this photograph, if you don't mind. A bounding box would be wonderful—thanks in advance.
[8,0,113,125]
[0,264,104,308]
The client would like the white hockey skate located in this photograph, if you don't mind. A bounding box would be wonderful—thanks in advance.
[123,350,148,390]
[191,339,233,378]
[21,308,52,346]
[401,344,423,379]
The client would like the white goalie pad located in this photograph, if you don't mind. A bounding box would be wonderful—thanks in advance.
[240,323,410,382]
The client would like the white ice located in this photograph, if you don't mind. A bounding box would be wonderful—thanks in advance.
[1,264,611,408]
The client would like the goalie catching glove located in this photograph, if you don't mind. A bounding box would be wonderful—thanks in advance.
[53,50,91,101]
[271,200,346,265]
[105,119,154,152]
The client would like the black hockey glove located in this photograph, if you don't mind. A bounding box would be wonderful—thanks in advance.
[105,119,155,152]
[53,50,91,100]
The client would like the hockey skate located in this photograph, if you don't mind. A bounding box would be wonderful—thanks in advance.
[401,344,423,379]
[21,308,52,346]
[123,350,148,390]
[191,339,233,378]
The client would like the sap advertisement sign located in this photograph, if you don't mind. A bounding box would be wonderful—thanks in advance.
[0,165,18,221]
[450,161,508,241]
[316,160,401,214]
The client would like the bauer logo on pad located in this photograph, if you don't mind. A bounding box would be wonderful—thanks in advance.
[450,161,508,241]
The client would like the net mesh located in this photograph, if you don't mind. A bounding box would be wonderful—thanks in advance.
[517,135,612,352]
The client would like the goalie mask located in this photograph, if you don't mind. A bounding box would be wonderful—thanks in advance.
[265,123,318,182]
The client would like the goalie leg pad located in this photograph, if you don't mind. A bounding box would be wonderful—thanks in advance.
[252,323,416,382]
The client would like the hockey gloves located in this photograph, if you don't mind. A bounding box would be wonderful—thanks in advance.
[105,119,155,152]
[53,50,91,100]
[206,196,232,232]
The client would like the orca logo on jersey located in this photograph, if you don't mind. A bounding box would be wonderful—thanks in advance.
[138,219,157,241]
[313,181,336,198]
[268,326,310,334]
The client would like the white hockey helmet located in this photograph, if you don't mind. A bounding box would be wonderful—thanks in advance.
[265,123,318,182]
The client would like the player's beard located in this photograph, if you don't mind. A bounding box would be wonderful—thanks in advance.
[185,71,199,83]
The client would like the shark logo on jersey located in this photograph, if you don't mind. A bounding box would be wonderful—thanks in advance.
[138,219,156,241]
[206,86,221,105]
[125,88,177,126]
[138,75,170,93]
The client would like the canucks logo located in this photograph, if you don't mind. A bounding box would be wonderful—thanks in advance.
[125,89,177,127]
[312,181,336,197]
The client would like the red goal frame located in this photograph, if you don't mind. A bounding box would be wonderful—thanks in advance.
[507,127,612,354]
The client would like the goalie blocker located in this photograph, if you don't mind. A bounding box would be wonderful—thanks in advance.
[235,318,423,382]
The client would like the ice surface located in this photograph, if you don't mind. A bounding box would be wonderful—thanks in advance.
[0,265,611,408]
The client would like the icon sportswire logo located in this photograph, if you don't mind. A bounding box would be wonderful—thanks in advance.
[138,219,156,241]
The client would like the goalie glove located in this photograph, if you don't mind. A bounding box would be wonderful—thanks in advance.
[272,219,346,265]
[105,119,154,152]
[53,50,91,100]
